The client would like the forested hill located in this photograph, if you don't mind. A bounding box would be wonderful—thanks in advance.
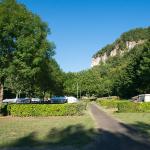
[91,27,150,67]
[63,27,150,98]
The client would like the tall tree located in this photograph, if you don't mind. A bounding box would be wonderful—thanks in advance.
[0,0,54,102]
[36,59,64,98]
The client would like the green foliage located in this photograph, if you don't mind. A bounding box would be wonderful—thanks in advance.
[7,103,86,116]
[80,99,92,103]
[63,68,112,97]
[136,41,150,93]
[35,59,64,98]
[0,103,8,115]
[113,41,150,97]
[48,59,64,95]
[117,102,150,113]
[120,28,149,41]
[63,72,81,96]
[0,0,64,99]
[97,99,150,113]
[97,99,123,109]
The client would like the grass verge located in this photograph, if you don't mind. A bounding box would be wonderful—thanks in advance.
[114,113,150,138]
[0,113,96,149]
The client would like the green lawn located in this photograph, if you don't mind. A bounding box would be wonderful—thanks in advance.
[0,114,96,149]
[114,113,150,137]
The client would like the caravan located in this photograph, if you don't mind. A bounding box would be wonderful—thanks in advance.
[66,96,79,103]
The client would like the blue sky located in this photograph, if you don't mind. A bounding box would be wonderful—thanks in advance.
[18,0,150,72]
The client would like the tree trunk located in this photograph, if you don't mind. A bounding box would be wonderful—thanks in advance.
[16,93,18,99]
[0,83,4,103]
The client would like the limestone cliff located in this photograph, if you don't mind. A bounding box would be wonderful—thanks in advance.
[91,27,149,67]
[91,40,145,67]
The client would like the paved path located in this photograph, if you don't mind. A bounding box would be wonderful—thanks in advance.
[88,102,150,150]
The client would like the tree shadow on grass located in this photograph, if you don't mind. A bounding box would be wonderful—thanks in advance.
[1,123,150,150]
[131,121,150,137]
[1,124,97,150]
[119,121,150,140]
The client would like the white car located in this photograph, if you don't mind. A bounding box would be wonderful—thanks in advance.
[3,98,31,104]
[31,98,41,103]
[3,98,17,103]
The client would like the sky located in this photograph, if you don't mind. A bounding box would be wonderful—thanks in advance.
[18,0,150,72]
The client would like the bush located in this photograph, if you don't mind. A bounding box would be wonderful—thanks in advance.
[0,103,1,110]
[97,99,121,109]
[7,102,87,117]
[97,99,150,113]
[117,102,150,113]
[0,103,8,116]
[81,99,92,103]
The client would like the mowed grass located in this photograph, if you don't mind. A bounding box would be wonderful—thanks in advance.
[0,114,96,149]
[114,113,150,137]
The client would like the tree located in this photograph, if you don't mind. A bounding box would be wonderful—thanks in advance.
[36,59,64,98]
[48,59,64,96]
[63,72,77,96]
[137,41,150,93]
[0,0,55,102]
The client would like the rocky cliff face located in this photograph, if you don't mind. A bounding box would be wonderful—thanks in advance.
[91,40,145,67]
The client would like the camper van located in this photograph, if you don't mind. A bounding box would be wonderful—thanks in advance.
[138,94,150,102]
[132,94,150,102]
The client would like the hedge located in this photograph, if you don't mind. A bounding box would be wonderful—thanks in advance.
[117,102,150,113]
[97,99,150,113]
[97,99,121,109]
[7,103,87,117]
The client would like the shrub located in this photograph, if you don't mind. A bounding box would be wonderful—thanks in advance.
[7,102,86,117]
[117,102,150,113]
[97,99,121,109]
[81,99,92,103]
[97,99,150,113]
[0,103,1,110]
[0,103,8,116]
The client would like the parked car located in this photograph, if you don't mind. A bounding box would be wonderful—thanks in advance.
[51,96,67,104]
[16,98,31,103]
[3,98,31,104]
[31,98,41,103]
[3,98,17,103]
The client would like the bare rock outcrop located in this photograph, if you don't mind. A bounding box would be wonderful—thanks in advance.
[91,40,145,67]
